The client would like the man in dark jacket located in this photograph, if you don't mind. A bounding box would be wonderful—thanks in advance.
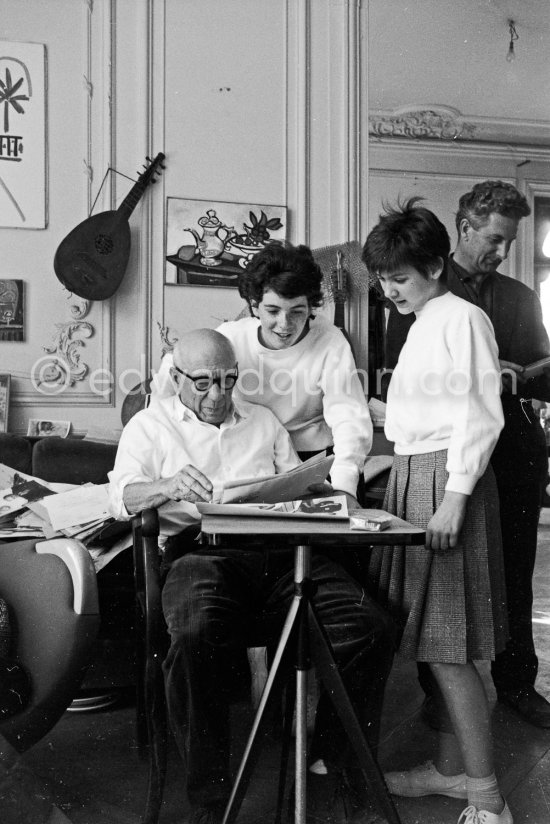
[385,180,550,727]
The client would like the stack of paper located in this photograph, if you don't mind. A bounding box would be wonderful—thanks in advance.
[0,462,132,571]
[0,469,58,537]
[29,483,128,545]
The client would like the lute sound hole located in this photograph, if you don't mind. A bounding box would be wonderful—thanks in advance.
[95,234,114,255]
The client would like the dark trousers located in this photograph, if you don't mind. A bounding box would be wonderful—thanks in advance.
[491,478,541,692]
[161,544,395,810]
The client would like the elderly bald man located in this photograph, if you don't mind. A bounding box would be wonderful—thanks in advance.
[109,329,394,824]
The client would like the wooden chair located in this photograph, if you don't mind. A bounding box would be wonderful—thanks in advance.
[131,509,288,824]
[0,537,100,760]
[132,508,168,824]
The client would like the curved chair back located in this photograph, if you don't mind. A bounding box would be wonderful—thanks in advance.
[0,537,99,755]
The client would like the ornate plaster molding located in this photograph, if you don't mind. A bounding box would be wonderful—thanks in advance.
[66,293,90,320]
[36,320,94,389]
[157,321,179,357]
[369,106,476,141]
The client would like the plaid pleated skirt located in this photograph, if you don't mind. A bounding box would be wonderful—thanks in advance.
[368,450,508,663]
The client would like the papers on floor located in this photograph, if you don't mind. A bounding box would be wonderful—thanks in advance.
[220,452,334,504]
[198,495,348,520]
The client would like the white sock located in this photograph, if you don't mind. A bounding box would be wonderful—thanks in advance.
[466,773,504,814]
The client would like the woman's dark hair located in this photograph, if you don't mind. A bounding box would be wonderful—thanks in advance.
[238,242,324,310]
[362,197,450,279]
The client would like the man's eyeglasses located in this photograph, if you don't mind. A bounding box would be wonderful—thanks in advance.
[173,365,239,392]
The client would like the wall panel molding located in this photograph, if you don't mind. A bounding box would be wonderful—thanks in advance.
[520,180,550,291]
[147,0,166,370]
[285,0,368,368]
[15,0,115,408]
[286,0,310,244]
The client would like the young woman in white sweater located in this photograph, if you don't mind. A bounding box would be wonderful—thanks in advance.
[363,200,511,824]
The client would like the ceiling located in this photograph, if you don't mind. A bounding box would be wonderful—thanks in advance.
[368,0,550,125]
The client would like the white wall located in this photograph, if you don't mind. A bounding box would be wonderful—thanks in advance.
[2,0,367,436]
[7,0,549,437]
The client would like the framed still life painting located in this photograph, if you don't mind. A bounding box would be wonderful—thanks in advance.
[165,198,287,288]
[0,374,10,433]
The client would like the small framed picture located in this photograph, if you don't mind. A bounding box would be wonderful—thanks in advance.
[27,419,71,438]
[0,374,10,433]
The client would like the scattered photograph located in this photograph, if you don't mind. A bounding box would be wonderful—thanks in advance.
[0,374,10,433]
[27,418,71,438]
[165,197,287,287]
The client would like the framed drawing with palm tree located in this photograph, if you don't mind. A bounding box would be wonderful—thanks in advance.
[0,41,46,228]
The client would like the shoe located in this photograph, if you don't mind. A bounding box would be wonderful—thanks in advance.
[384,760,467,799]
[457,801,513,823]
[498,685,550,729]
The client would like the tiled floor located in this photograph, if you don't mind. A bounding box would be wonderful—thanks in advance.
[10,514,550,824]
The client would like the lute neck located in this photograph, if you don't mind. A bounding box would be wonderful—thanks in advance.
[116,152,165,219]
[118,180,149,219]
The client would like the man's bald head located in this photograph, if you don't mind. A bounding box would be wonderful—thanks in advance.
[170,329,238,425]
[173,329,236,374]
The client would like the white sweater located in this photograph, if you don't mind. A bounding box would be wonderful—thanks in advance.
[385,292,504,495]
[151,315,372,496]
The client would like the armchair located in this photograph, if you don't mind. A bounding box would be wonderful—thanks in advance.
[0,537,99,760]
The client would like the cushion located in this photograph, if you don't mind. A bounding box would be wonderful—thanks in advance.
[0,434,32,474]
[32,437,117,485]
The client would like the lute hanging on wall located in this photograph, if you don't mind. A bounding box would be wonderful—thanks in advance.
[53,152,166,301]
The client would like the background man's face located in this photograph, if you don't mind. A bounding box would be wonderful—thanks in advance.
[460,213,519,274]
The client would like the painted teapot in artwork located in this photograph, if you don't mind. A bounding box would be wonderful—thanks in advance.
[182,209,234,267]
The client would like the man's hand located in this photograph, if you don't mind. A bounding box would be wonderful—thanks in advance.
[500,359,525,393]
[164,465,213,503]
[425,491,468,551]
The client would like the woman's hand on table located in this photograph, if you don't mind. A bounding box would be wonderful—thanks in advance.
[426,491,468,550]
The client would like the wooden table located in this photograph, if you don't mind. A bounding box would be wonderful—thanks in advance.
[199,509,425,824]
[200,508,425,546]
